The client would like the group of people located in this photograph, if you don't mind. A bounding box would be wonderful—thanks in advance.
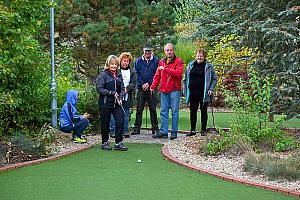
[59,43,217,151]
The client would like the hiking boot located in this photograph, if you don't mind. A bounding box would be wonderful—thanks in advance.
[152,133,168,138]
[123,132,130,138]
[131,129,140,135]
[200,130,207,136]
[114,142,128,151]
[73,136,87,143]
[101,142,112,151]
[186,131,196,137]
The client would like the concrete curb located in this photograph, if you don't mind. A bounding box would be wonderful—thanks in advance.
[161,145,300,198]
[0,143,95,173]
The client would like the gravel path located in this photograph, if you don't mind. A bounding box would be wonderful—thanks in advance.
[168,135,300,193]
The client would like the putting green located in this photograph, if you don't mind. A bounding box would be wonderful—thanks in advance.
[0,143,297,200]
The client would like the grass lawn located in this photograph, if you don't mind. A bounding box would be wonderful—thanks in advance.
[0,143,297,200]
[129,109,300,131]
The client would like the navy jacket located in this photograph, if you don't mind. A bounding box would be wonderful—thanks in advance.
[134,55,159,89]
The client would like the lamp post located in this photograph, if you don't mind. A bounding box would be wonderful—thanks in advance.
[50,0,57,128]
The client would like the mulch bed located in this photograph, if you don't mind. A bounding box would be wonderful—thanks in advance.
[0,142,44,167]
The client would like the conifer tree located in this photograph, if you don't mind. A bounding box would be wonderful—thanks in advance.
[57,0,176,85]
[195,0,299,118]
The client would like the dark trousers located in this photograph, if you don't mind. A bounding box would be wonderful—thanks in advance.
[100,106,124,144]
[60,118,89,138]
[189,92,208,131]
[134,89,158,130]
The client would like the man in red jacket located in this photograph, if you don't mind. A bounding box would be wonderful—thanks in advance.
[150,43,184,140]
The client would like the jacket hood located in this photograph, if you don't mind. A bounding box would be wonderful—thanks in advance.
[66,89,79,107]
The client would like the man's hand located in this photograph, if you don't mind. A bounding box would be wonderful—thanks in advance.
[208,90,213,96]
[158,66,165,70]
[142,83,149,91]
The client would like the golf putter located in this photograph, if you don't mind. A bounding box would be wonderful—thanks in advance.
[210,95,217,134]
[116,96,127,117]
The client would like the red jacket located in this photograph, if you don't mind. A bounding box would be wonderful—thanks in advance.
[150,55,184,94]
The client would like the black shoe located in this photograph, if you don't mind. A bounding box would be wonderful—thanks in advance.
[170,135,177,140]
[109,132,116,138]
[101,142,112,151]
[124,133,130,138]
[151,128,159,135]
[114,142,128,151]
[152,133,168,138]
[200,130,206,136]
[131,129,140,135]
[186,131,196,137]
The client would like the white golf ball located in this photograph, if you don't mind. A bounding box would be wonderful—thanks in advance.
[137,159,142,163]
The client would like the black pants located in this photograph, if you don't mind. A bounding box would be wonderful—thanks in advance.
[134,89,158,130]
[100,106,124,144]
[189,92,208,132]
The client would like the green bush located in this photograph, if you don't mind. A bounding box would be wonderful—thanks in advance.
[0,1,50,137]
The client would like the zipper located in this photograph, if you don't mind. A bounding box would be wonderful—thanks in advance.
[203,65,209,103]
[114,75,117,107]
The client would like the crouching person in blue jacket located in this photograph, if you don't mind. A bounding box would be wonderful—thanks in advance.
[59,89,90,143]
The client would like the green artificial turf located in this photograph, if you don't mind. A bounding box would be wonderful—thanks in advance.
[0,143,297,200]
[130,110,300,130]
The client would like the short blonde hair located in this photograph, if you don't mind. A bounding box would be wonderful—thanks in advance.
[195,49,207,58]
[104,55,119,69]
[119,52,133,64]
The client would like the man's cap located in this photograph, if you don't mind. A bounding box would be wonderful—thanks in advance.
[143,45,153,51]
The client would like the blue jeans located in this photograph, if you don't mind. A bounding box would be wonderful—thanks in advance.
[110,106,130,134]
[159,91,180,137]
[60,118,89,138]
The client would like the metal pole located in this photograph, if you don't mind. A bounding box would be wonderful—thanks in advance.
[50,0,57,128]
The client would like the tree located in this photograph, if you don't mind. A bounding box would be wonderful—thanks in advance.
[0,0,50,136]
[57,0,176,85]
[194,0,300,118]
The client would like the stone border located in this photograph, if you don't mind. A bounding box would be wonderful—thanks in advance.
[161,145,300,198]
[0,144,95,173]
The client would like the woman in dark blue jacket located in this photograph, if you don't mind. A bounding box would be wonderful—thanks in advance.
[96,55,128,151]
[59,89,90,143]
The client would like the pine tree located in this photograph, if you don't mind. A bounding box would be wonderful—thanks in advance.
[57,0,176,85]
[195,0,300,118]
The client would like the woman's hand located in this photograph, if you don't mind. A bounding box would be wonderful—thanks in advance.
[83,112,90,118]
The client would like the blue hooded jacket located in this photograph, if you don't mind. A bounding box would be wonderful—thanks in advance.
[59,89,82,127]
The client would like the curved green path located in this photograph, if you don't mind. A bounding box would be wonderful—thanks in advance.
[0,143,297,200]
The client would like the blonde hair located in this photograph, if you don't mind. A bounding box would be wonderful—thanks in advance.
[119,52,133,64]
[195,49,207,58]
[104,55,119,69]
